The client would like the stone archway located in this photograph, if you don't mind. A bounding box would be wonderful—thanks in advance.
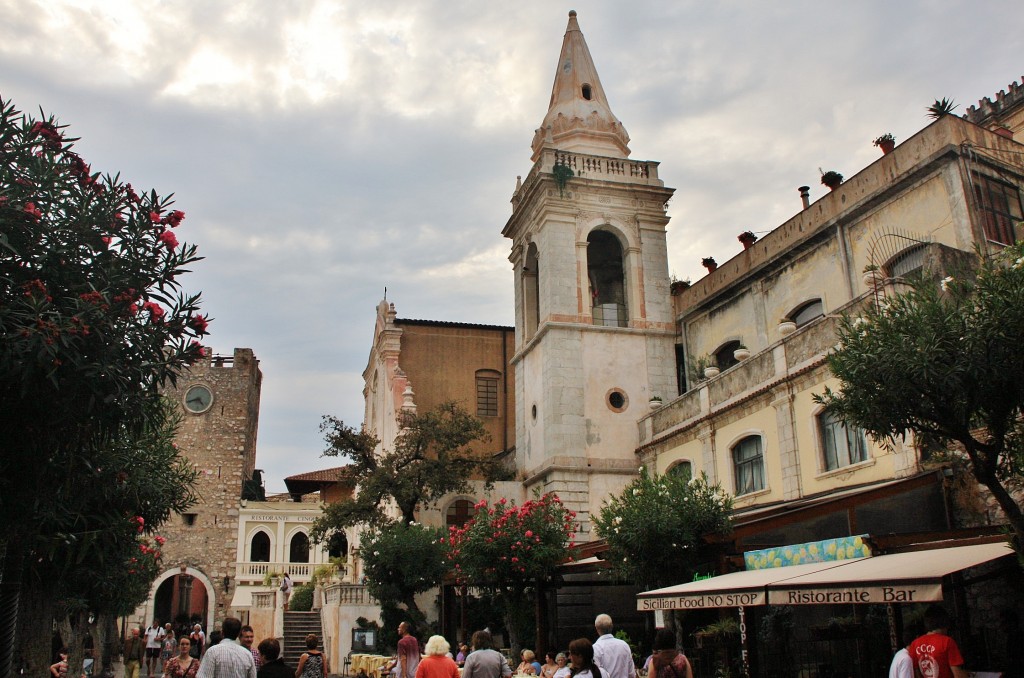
[145,567,216,635]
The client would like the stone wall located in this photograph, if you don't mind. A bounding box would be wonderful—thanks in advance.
[134,348,263,632]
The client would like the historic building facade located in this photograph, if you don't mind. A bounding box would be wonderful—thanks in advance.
[134,348,263,633]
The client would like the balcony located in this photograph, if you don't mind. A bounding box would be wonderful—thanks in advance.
[235,561,350,586]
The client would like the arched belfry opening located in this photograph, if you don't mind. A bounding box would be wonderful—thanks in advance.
[587,230,627,327]
[524,243,540,336]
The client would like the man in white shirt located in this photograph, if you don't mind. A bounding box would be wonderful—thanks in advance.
[144,620,165,677]
[196,617,257,678]
[889,625,922,678]
[592,615,636,678]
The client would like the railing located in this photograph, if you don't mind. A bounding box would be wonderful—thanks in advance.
[324,584,373,606]
[552,150,659,184]
[237,562,314,580]
[252,591,275,609]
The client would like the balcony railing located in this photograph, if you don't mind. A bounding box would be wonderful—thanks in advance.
[252,591,275,608]
[324,584,374,606]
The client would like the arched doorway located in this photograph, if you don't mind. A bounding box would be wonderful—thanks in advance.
[148,567,213,636]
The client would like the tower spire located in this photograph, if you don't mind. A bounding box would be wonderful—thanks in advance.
[530,10,630,162]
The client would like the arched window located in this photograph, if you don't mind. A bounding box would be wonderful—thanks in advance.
[327,532,348,559]
[885,245,926,280]
[289,532,310,563]
[818,410,868,470]
[446,500,476,528]
[476,370,501,417]
[714,340,741,371]
[588,230,627,327]
[732,436,765,496]
[790,299,824,327]
[524,243,540,337]
[249,531,270,562]
[667,461,692,480]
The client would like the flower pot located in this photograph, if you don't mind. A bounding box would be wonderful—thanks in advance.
[863,270,884,288]
[778,321,797,337]
[649,399,663,410]
[878,139,895,154]
[704,366,720,378]
[733,348,751,361]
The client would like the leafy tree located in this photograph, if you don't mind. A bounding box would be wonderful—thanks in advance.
[360,522,448,633]
[0,98,206,674]
[311,401,508,539]
[447,494,576,653]
[816,242,1024,548]
[593,468,733,590]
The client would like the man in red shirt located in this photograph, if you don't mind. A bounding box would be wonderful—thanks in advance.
[397,622,421,678]
[908,605,968,678]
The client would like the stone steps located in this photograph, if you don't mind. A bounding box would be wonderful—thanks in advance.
[283,611,324,661]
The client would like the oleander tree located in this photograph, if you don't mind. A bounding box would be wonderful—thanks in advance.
[593,468,733,591]
[816,241,1024,551]
[447,494,576,653]
[0,97,207,675]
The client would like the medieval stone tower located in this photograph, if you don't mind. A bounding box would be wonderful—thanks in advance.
[502,12,677,537]
[137,348,262,632]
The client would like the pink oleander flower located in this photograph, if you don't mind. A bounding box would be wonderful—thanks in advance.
[189,314,209,334]
[165,210,185,227]
[143,301,165,321]
[158,230,178,250]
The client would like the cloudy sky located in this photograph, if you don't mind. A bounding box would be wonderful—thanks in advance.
[2,1,1021,492]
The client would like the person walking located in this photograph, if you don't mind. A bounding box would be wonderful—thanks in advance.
[908,605,968,678]
[294,634,328,678]
[415,636,460,678]
[189,626,205,659]
[255,638,292,678]
[196,617,256,678]
[461,630,511,678]
[592,615,635,678]
[397,623,421,678]
[647,630,691,678]
[124,628,147,678]
[146,620,167,677]
[280,573,293,612]
[162,627,178,669]
[163,637,200,678]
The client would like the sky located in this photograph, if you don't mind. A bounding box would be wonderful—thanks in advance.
[2,1,1021,493]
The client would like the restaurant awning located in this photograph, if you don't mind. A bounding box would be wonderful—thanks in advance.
[637,542,1012,611]
[767,541,1012,605]
[637,559,862,611]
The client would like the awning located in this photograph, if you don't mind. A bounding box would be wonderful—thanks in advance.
[637,559,862,611]
[768,542,1012,605]
[637,542,1012,611]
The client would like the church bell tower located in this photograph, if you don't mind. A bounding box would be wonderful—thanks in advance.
[502,11,677,536]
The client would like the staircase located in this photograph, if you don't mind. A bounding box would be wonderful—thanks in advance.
[283,611,324,662]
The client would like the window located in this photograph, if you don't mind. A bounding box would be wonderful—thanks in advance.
[476,370,500,417]
[327,531,348,559]
[732,436,765,495]
[524,243,540,336]
[588,230,627,327]
[446,499,476,528]
[819,410,868,471]
[289,532,310,563]
[581,84,593,101]
[791,299,824,327]
[714,340,741,371]
[974,174,1023,246]
[667,461,692,480]
[249,531,270,562]
[182,513,197,526]
[885,245,926,280]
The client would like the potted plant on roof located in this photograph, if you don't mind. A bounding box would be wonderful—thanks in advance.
[704,360,720,379]
[862,263,884,288]
[738,230,758,249]
[820,170,844,191]
[733,344,751,362]
[649,395,663,410]
[670,276,691,295]
[702,257,718,273]
[926,97,957,119]
[873,133,896,155]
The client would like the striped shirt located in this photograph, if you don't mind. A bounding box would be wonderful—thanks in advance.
[196,639,257,678]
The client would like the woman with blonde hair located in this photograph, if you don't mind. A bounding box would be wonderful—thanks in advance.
[415,636,460,678]
[515,650,538,676]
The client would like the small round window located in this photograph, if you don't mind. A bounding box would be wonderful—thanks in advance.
[606,389,628,412]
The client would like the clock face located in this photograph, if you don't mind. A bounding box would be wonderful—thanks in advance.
[183,385,213,414]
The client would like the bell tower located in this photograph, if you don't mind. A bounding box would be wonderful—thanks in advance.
[503,11,677,536]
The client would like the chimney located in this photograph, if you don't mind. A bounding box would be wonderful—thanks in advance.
[798,186,811,209]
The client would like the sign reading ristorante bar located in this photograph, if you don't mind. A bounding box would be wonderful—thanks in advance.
[769,584,941,605]
[637,591,765,610]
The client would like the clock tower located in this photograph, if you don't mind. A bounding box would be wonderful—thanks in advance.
[503,11,677,537]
